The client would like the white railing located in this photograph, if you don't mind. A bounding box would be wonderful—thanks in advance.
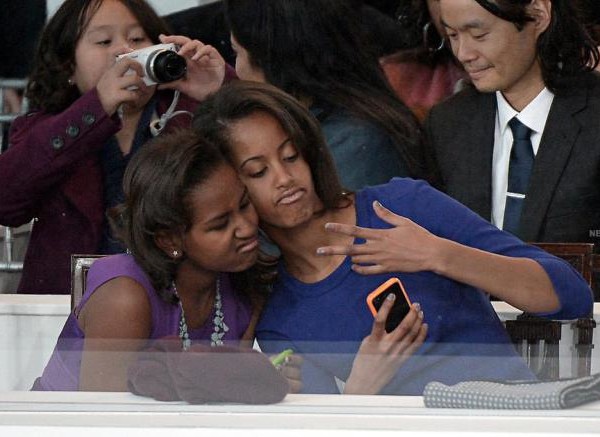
[0,78,29,275]
[0,297,599,393]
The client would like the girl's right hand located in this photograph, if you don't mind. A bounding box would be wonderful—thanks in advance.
[96,57,148,116]
[343,295,428,395]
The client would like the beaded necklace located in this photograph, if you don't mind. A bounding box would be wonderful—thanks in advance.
[172,277,228,350]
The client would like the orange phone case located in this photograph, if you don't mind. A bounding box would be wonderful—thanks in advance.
[366,277,412,317]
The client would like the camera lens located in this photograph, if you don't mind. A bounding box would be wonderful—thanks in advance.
[147,50,187,83]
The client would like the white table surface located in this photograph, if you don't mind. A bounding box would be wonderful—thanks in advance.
[1,391,600,436]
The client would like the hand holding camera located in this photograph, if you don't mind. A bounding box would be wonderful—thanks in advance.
[158,34,227,101]
[117,43,187,86]
[96,43,187,116]
[96,56,147,116]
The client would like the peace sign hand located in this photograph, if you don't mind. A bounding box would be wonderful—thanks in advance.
[317,201,443,275]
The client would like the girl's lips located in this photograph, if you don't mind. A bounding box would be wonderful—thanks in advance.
[277,189,304,205]
[238,237,259,254]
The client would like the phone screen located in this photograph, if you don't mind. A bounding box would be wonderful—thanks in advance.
[369,279,411,333]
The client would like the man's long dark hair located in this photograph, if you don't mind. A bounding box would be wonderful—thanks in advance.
[224,0,433,181]
[474,0,599,92]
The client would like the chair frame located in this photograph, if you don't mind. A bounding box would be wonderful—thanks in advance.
[504,242,596,380]
[70,254,106,310]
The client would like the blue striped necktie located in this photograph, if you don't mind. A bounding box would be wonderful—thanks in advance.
[503,117,534,235]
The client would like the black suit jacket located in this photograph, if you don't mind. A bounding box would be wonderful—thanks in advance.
[425,72,600,244]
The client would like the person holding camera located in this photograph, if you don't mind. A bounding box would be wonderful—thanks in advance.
[0,0,224,294]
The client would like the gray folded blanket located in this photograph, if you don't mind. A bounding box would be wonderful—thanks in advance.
[128,337,289,404]
[424,373,600,409]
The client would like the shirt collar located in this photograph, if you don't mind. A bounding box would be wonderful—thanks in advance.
[496,87,554,135]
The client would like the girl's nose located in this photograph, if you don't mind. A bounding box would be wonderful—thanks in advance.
[113,42,133,58]
[235,214,258,240]
[273,164,293,189]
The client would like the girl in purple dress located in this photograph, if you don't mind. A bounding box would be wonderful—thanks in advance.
[33,129,298,392]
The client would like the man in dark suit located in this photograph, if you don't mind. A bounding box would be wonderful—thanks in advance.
[426,0,600,246]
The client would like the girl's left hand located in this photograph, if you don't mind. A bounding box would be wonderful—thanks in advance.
[317,201,441,275]
[272,353,303,393]
[158,34,226,101]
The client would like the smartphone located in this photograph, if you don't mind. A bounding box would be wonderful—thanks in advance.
[366,277,412,333]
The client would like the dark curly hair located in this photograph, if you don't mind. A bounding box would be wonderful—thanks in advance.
[224,0,432,182]
[393,0,457,65]
[473,0,599,92]
[25,0,170,113]
[112,128,268,306]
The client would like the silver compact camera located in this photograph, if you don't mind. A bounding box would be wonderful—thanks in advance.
[117,43,187,86]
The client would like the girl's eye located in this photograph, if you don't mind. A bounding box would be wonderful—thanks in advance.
[209,220,229,231]
[96,39,111,46]
[473,33,488,41]
[130,36,147,44]
[284,153,299,162]
[249,168,267,178]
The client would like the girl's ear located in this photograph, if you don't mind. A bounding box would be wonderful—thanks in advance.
[155,230,183,259]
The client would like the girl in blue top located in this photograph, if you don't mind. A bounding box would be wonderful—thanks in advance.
[193,81,593,395]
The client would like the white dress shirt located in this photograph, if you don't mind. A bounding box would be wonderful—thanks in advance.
[491,88,554,229]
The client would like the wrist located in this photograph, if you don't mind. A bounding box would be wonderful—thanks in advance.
[98,95,117,117]
[428,236,454,276]
[343,372,380,395]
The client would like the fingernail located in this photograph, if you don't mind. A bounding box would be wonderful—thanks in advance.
[386,293,396,301]
[413,302,421,312]
[418,310,424,319]
[373,200,382,209]
[324,223,333,230]
[316,247,325,255]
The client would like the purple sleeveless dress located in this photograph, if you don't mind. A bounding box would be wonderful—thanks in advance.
[32,254,253,391]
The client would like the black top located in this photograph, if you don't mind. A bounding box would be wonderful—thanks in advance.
[99,98,157,254]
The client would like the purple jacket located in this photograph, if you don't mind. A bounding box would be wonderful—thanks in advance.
[0,89,198,294]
